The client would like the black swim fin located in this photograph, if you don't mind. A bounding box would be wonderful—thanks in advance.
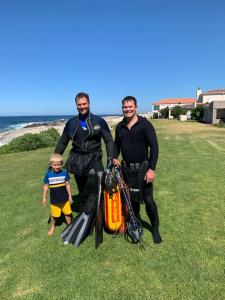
[61,169,98,247]
[61,193,97,247]
[61,213,82,241]
[62,211,94,247]
[95,171,104,249]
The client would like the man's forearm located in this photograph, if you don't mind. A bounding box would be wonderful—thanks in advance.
[55,135,69,154]
[146,123,159,170]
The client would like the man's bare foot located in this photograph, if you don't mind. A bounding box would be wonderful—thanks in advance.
[48,226,55,236]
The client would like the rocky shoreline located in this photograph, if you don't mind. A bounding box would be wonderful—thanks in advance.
[0,114,152,147]
[0,116,124,147]
[23,120,66,128]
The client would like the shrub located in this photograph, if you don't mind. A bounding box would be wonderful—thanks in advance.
[39,128,60,147]
[0,128,60,155]
[152,112,158,119]
[214,120,225,128]
[0,144,11,155]
[171,105,186,119]
[9,133,44,151]
[159,106,169,118]
[191,105,204,121]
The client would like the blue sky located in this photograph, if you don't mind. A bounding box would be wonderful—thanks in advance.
[1,0,225,116]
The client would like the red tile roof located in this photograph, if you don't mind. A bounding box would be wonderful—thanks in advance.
[152,98,196,105]
[204,89,225,95]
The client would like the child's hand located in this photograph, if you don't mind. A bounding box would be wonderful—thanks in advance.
[42,197,47,207]
[69,197,73,205]
[113,159,120,166]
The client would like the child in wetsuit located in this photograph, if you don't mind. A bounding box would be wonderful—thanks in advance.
[42,153,73,236]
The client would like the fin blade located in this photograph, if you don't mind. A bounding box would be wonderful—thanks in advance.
[95,171,104,249]
[61,212,94,247]
[74,214,93,247]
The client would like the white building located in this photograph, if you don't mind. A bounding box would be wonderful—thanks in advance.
[196,88,225,104]
[152,98,196,118]
[196,88,225,124]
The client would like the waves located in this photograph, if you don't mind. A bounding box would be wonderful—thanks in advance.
[0,115,72,132]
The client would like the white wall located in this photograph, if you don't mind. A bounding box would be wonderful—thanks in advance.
[202,94,225,103]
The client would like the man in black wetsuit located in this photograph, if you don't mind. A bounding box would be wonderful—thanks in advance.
[55,92,113,205]
[113,96,162,244]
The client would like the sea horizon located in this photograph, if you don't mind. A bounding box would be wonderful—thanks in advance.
[0,114,123,132]
[0,113,122,117]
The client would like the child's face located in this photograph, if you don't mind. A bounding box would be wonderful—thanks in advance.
[51,161,62,172]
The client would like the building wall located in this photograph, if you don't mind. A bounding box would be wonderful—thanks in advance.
[203,101,225,124]
[202,94,225,104]
[152,102,195,115]
[211,101,225,124]
[202,106,212,123]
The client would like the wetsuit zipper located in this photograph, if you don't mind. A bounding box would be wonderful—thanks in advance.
[71,118,80,146]
[83,116,91,150]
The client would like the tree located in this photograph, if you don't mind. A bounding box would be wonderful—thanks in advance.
[159,106,169,118]
[191,105,204,121]
[170,105,186,119]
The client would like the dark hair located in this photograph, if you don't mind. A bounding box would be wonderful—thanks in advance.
[122,96,137,107]
[75,92,90,103]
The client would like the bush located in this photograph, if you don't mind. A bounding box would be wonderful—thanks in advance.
[191,105,204,121]
[171,105,186,119]
[152,112,158,119]
[0,128,60,155]
[214,120,225,128]
[39,128,60,147]
[9,134,44,151]
[159,106,169,118]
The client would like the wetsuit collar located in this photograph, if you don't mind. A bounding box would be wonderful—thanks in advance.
[122,114,141,127]
[79,112,90,120]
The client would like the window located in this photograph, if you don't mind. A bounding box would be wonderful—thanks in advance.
[153,105,159,110]
[216,109,225,119]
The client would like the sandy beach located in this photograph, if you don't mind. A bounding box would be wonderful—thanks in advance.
[0,116,124,147]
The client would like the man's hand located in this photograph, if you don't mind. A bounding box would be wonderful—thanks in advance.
[144,169,155,183]
[42,197,47,207]
[113,159,120,166]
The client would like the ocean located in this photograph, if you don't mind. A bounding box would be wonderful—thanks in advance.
[0,114,121,132]
[0,115,73,132]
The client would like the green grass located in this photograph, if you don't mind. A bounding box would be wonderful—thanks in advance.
[1,120,225,299]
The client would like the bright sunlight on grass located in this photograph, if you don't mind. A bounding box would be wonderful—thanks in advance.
[1,119,225,299]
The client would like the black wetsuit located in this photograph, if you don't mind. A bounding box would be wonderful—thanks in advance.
[55,113,113,203]
[114,115,161,240]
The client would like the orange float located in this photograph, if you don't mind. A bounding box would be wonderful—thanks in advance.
[104,186,122,232]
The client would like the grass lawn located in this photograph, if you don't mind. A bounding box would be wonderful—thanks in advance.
[1,119,225,299]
